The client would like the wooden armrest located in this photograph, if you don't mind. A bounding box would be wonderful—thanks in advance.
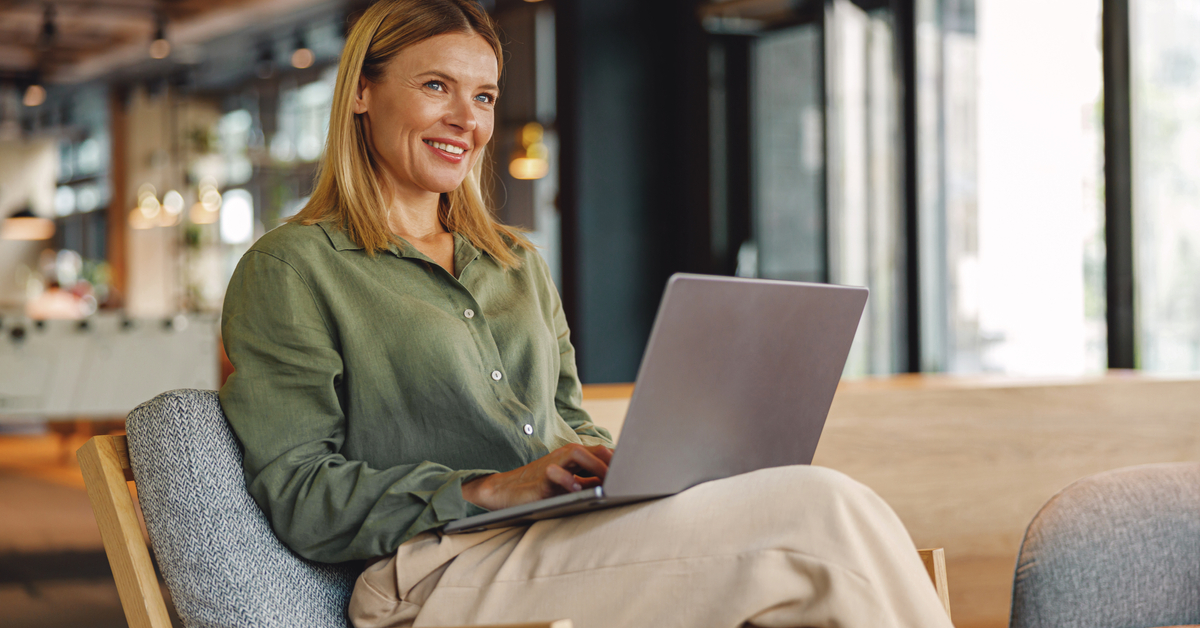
[917,548,951,619]
[78,435,172,628]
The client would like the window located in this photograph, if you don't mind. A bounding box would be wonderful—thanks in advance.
[918,0,1106,375]
[748,2,905,378]
[1131,0,1200,372]
[827,0,904,376]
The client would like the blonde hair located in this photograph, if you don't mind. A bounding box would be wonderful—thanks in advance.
[289,0,532,268]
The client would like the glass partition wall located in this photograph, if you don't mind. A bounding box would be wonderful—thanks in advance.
[1131,0,1200,372]
[712,0,1200,378]
[752,24,826,286]
[730,0,1108,378]
[826,0,904,376]
[747,1,904,378]
[917,0,1106,375]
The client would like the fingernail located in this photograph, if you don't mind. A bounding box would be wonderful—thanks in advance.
[573,483,582,491]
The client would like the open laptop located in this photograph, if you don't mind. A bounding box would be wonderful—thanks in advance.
[444,273,868,534]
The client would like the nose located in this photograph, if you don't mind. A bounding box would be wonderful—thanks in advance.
[444,94,478,133]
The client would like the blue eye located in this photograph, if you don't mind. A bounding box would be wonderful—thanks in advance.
[475,93,496,104]
[425,81,445,91]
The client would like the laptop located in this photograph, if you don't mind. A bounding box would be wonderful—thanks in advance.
[444,273,868,534]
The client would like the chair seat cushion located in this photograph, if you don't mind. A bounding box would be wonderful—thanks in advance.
[126,389,358,628]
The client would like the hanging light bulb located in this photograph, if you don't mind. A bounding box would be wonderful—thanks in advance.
[291,30,314,69]
[138,194,161,218]
[23,83,46,107]
[149,14,170,59]
[509,122,550,180]
[130,183,160,229]
[160,190,184,226]
[255,42,275,79]
[22,10,53,111]
[38,5,56,52]
[190,178,221,224]
[137,183,158,206]
[291,48,314,69]
[1,208,55,241]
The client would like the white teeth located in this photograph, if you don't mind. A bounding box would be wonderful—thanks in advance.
[425,140,465,155]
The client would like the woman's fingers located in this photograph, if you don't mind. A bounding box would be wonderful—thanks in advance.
[545,463,581,492]
[574,475,603,489]
[465,443,617,510]
[586,444,614,464]
[557,444,609,479]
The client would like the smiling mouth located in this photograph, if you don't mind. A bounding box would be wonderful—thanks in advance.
[423,140,466,155]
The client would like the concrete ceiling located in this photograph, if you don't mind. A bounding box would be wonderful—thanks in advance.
[0,0,343,84]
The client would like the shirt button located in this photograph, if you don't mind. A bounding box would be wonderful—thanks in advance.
[523,424,534,435]
[464,309,475,319]
[491,370,503,381]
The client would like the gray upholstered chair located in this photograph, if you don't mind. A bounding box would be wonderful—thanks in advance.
[81,388,946,627]
[125,389,359,627]
[80,389,570,628]
[1009,462,1200,628]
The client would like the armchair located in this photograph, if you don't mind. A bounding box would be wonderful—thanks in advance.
[1009,462,1200,628]
[78,389,949,627]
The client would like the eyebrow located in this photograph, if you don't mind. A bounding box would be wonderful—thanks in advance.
[421,70,499,92]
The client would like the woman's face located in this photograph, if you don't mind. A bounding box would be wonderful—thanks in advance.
[354,32,498,200]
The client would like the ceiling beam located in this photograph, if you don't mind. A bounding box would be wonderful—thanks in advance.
[0,0,336,83]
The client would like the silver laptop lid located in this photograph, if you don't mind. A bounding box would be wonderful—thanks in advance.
[601,274,868,499]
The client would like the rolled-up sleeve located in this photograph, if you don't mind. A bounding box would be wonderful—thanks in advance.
[219,251,492,563]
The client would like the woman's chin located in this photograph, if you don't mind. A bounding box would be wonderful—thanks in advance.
[432,184,464,195]
[388,169,468,198]
[405,170,466,195]
[426,179,468,195]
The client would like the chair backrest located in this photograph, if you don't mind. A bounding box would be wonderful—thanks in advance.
[1010,462,1200,628]
[78,389,357,628]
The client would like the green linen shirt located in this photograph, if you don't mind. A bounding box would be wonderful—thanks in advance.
[218,221,614,564]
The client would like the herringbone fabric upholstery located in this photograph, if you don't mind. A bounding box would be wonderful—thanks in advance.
[1010,462,1200,628]
[126,389,357,628]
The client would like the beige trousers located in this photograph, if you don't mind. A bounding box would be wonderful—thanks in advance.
[349,466,954,628]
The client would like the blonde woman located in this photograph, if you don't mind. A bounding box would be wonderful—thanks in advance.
[218,1,953,626]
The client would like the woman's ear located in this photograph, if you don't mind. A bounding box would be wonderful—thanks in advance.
[353,75,370,114]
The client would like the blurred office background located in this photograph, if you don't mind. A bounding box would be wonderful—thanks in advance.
[2,0,1200,626]
[5,0,1199,384]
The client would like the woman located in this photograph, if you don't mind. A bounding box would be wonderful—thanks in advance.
[219,1,954,626]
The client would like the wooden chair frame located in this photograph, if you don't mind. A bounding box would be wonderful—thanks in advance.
[78,434,950,628]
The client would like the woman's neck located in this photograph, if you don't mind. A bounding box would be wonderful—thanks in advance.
[383,182,445,242]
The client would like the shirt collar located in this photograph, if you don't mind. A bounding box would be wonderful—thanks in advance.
[317,221,365,252]
[453,232,482,273]
[317,220,482,271]
[317,221,406,258]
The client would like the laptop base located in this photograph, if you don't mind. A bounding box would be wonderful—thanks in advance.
[444,487,665,534]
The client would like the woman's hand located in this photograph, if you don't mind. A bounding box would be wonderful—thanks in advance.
[461,444,614,511]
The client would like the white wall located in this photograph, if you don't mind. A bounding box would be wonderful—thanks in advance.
[123,87,220,318]
[0,139,57,308]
